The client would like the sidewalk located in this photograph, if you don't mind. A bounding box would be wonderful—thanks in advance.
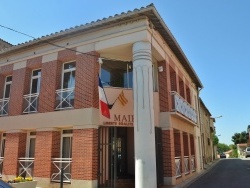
[164,159,220,188]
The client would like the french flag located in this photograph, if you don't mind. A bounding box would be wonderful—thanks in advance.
[98,76,110,119]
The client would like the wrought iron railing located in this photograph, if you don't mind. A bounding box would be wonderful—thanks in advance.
[18,157,34,178]
[184,156,189,174]
[171,91,197,123]
[51,158,72,183]
[0,98,9,116]
[175,156,181,177]
[191,155,195,172]
[55,88,74,110]
[23,93,39,113]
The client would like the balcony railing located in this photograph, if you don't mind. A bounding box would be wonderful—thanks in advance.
[184,156,189,174]
[51,158,72,183]
[18,157,34,178]
[175,156,181,177]
[171,91,197,123]
[0,98,9,116]
[55,88,74,110]
[0,157,4,177]
[191,155,195,172]
[23,93,39,113]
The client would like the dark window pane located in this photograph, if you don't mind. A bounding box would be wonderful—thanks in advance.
[6,76,12,82]
[31,79,39,93]
[101,60,133,88]
[32,69,41,77]
[4,84,11,98]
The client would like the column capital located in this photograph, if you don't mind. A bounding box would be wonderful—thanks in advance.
[133,41,151,63]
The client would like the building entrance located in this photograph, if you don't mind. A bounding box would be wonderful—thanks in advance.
[98,127,135,188]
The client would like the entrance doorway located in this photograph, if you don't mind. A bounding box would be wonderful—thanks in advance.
[98,127,135,188]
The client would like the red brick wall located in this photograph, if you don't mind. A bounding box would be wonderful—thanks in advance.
[38,60,60,112]
[58,49,76,63]
[162,129,175,177]
[34,131,60,178]
[3,133,26,175]
[158,61,171,112]
[74,52,99,109]
[71,129,98,180]
[8,68,30,116]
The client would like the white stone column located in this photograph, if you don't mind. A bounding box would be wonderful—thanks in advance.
[133,41,157,188]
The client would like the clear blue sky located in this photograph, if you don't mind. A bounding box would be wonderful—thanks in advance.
[1,0,250,145]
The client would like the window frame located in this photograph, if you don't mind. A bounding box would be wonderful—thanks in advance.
[30,69,41,94]
[61,62,76,90]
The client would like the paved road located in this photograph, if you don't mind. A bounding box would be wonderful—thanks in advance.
[188,158,250,188]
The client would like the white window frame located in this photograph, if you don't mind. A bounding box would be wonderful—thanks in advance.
[3,76,12,98]
[30,69,41,94]
[61,130,73,158]
[26,132,36,158]
[61,62,76,90]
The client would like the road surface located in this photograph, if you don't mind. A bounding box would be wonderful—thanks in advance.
[189,158,250,188]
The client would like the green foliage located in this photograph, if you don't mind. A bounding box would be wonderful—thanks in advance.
[217,143,230,153]
[231,148,238,158]
[213,134,219,145]
[231,131,247,145]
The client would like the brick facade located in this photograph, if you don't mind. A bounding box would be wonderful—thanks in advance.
[162,129,175,177]
[8,68,29,116]
[75,52,99,109]
[38,60,60,112]
[34,131,60,178]
[3,133,26,175]
[71,128,98,180]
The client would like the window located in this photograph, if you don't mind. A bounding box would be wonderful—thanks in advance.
[61,130,72,158]
[0,133,5,177]
[26,132,36,158]
[55,62,75,110]
[30,69,41,94]
[23,70,41,113]
[3,76,12,98]
[0,133,6,157]
[0,76,12,116]
[101,60,133,88]
[62,62,75,89]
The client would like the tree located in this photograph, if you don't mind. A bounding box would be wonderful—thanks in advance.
[231,131,247,145]
[213,134,219,145]
[217,143,230,153]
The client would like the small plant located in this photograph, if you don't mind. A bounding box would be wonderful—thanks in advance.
[7,176,33,183]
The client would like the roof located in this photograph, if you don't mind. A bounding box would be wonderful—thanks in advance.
[0,4,202,88]
[0,38,12,50]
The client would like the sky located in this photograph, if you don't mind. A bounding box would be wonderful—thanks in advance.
[1,0,250,145]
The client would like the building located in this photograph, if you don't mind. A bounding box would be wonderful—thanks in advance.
[199,98,215,166]
[0,4,203,188]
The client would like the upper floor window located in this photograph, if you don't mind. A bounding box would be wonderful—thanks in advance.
[0,76,12,116]
[62,62,75,89]
[3,76,12,98]
[30,69,41,94]
[23,70,41,113]
[101,60,133,88]
[55,62,75,110]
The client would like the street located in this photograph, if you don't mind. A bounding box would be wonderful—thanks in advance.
[188,158,250,188]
